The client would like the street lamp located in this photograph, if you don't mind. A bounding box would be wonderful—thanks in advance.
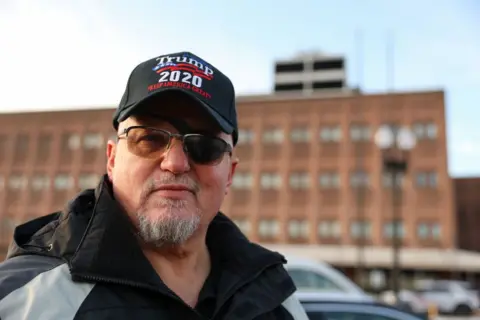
[374,125,416,298]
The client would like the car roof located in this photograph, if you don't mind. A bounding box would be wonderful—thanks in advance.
[300,300,423,320]
[284,255,367,295]
[295,290,374,302]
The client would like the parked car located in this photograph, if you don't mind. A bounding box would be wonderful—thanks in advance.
[300,299,426,320]
[379,289,430,315]
[454,280,480,302]
[284,255,371,300]
[295,290,374,304]
[413,279,479,315]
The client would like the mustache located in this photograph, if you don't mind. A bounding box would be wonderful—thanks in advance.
[140,174,200,201]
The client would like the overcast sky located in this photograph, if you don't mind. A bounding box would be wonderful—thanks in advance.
[0,0,479,177]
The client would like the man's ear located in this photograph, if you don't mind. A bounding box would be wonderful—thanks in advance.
[225,156,239,195]
[106,140,116,181]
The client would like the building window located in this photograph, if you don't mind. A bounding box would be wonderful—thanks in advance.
[8,174,27,190]
[417,222,441,240]
[237,129,255,145]
[0,134,7,156]
[262,128,284,144]
[382,172,404,187]
[383,221,405,239]
[31,174,50,191]
[381,123,401,135]
[413,122,437,140]
[318,220,340,238]
[431,223,441,239]
[350,170,369,187]
[288,219,309,239]
[38,134,52,151]
[319,172,340,189]
[415,171,438,188]
[260,173,282,190]
[232,218,251,235]
[83,133,104,149]
[78,173,100,189]
[289,172,310,189]
[66,133,81,150]
[290,127,310,143]
[350,124,371,142]
[417,223,429,239]
[232,172,253,189]
[258,219,280,238]
[351,221,371,239]
[54,174,73,190]
[320,125,341,142]
[15,134,29,153]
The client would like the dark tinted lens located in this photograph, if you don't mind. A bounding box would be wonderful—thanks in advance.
[184,135,228,164]
[127,127,170,158]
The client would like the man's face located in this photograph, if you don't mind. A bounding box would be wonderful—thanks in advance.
[106,93,237,248]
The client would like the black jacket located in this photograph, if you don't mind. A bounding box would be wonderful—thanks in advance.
[0,176,307,319]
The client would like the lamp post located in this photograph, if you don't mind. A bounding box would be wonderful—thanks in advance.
[374,125,416,298]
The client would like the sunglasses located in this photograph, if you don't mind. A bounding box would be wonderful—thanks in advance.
[117,126,232,165]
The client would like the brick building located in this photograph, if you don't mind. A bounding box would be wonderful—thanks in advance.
[0,89,454,259]
[454,177,480,252]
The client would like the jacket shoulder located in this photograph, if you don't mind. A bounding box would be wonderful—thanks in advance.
[0,254,64,300]
[0,255,95,319]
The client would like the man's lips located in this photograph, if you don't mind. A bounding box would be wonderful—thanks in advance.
[151,184,195,198]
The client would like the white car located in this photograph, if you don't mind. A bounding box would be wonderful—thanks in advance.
[284,255,372,301]
[414,280,479,315]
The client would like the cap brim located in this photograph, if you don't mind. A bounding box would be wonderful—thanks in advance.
[116,89,234,134]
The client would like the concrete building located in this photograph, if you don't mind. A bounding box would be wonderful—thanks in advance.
[274,52,348,94]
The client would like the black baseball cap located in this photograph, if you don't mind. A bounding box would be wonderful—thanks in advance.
[113,51,238,145]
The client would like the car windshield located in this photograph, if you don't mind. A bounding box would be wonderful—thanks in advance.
[288,269,344,291]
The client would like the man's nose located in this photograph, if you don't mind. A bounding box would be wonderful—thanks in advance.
[159,139,191,174]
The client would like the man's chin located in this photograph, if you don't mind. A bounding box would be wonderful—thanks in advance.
[143,207,198,221]
[136,214,201,247]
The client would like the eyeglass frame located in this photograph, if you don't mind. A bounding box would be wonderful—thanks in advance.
[116,125,233,161]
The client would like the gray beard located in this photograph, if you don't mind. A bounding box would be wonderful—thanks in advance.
[135,198,201,248]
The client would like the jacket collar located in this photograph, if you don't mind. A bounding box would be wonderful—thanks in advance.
[68,176,161,288]
[65,175,285,288]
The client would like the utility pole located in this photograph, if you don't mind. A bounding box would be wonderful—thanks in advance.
[354,28,366,288]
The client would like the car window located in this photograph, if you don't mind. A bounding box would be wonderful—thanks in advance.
[430,282,450,292]
[307,311,400,320]
[305,311,328,320]
[288,269,344,291]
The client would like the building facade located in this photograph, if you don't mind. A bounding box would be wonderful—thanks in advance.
[454,177,480,252]
[0,89,454,259]
[224,90,454,250]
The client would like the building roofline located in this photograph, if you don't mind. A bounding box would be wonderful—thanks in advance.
[236,88,445,103]
[0,88,445,115]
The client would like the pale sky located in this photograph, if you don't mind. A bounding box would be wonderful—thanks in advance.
[0,0,479,177]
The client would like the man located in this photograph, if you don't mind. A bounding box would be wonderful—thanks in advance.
[0,52,308,319]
